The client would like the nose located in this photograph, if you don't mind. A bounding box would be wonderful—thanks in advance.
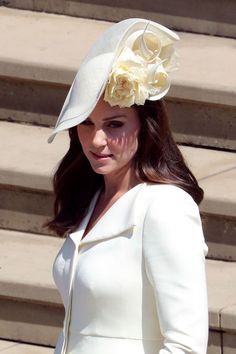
[92,128,107,148]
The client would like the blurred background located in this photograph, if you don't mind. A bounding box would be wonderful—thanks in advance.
[0,1,235,353]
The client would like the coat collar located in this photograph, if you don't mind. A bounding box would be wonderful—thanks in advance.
[69,182,146,246]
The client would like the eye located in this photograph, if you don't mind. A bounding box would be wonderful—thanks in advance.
[107,120,124,128]
[80,119,93,126]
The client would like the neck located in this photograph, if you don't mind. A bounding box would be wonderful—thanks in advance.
[102,166,141,200]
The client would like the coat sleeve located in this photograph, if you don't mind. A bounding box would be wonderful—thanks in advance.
[143,187,209,354]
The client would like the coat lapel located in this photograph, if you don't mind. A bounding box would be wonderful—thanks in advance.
[69,182,146,246]
[69,189,100,245]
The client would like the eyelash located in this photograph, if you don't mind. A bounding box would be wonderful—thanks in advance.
[80,120,124,128]
[80,120,93,126]
[108,121,124,128]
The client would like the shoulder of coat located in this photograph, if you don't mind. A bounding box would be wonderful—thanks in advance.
[144,183,195,206]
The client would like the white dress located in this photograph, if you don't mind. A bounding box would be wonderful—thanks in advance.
[53,183,209,354]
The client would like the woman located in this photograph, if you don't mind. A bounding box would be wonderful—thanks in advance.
[47,18,209,354]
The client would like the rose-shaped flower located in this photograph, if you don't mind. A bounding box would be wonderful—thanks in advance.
[145,60,170,100]
[132,29,179,72]
[132,32,162,63]
[104,26,179,107]
[104,47,149,107]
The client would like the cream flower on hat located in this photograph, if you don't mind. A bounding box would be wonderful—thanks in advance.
[48,18,179,143]
[104,23,179,107]
[104,46,149,107]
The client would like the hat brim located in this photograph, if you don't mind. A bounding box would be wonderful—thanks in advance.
[48,18,179,143]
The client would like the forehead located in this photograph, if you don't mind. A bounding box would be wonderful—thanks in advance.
[89,96,137,121]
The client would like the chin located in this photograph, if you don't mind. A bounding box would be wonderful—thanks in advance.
[91,162,120,175]
[87,157,116,173]
[92,167,115,175]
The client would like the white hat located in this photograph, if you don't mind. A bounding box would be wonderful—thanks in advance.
[48,18,179,143]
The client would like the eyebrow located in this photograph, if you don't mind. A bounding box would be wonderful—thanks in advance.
[87,114,126,121]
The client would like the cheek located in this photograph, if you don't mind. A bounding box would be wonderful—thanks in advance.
[77,126,90,150]
[108,129,139,157]
[127,137,139,157]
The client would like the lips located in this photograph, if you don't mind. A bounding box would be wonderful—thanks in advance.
[90,151,113,159]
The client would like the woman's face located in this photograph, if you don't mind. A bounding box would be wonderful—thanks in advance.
[77,97,140,176]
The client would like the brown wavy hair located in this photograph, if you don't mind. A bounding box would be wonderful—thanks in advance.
[46,99,203,237]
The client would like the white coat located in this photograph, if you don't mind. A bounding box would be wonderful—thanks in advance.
[53,182,209,354]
